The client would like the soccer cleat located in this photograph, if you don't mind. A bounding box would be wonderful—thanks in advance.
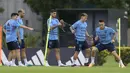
[84,63,90,66]
[18,63,25,67]
[120,64,126,68]
[25,63,33,66]
[4,62,11,66]
[58,63,66,67]
[71,64,77,67]
[11,63,17,67]
[88,63,95,67]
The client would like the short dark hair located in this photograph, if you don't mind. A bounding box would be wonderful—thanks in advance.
[50,9,57,13]
[18,10,22,13]
[80,13,88,17]
[11,13,18,17]
[99,20,104,22]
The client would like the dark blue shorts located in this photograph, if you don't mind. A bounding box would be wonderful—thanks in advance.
[18,39,25,49]
[75,40,89,52]
[96,42,115,52]
[48,40,59,49]
[7,41,20,50]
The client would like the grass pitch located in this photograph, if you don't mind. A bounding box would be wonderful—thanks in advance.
[0,56,129,73]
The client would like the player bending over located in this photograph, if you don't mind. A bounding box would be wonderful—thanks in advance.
[89,20,125,68]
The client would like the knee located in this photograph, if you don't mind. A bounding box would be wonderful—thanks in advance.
[55,49,60,53]
[86,48,91,51]
[92,47,97,51]
[22,49,26,52]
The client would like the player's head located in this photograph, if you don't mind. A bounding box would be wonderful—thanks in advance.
[50,9,57,18]
[99,20,105,29]
[18,9,25,18]
[11,13,19,20]
[80,13,88,22]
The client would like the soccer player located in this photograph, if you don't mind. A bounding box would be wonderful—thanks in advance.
[89,20,125,68]
[17,9,30,66]
[70,13,93,66]
[3,13,33,66]
[45,9,65,66]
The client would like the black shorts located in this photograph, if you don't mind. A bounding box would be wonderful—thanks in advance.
[7,41,20,50]
[75,40,89,52]
[48,40,59,49]
[18,39,25,49]
[96,42,115,52]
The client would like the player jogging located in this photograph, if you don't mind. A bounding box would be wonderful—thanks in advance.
[70,13,93,67]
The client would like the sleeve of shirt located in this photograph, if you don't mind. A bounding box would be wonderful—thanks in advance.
[17,19,23,25]
[110,28,115,34]
[3,24,6,29]
[71,21,78,29]
[47,19,53,27]
[13,21,20,27]
[95,28,98,36]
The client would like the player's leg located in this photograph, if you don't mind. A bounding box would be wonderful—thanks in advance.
[72,51,79,66]
[111,51,125,68]
[44,40,53,66]
[72,40,80,66]
[15,41,24,66]
[45,48,51,66]
[20,39,28,65]
[6,42,16,66]
[54,40,64,66]
[89,43,105,67]
[107,43,125,68]
[83,40,91,66]
[84,48,91,66]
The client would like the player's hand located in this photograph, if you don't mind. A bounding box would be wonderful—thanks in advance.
[60,19,64,24]
[87,36,93,40]
[71,30,75,34]
[29,28,34,31]
[60,19,65,27]
[111,39,115,43]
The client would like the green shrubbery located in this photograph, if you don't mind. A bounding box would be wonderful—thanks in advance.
[96,47,130,66]
[96,50,110,66]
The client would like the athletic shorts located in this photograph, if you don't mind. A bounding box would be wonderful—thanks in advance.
[7,41,20,50]
[48,40,59,49]
[75,40,89,52]
[96,42,115,52]
[18,39,25,49]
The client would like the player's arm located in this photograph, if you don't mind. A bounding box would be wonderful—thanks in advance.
[50,23,62,30]
[3,24,6,34]
[95,36,99,41]
[19,25,33,30]
[16,28,21,43]
[17,20,33,30]
[70,22,78,34]
[111,28,116,43]
[48,19,63,30]
[3,28,6,34]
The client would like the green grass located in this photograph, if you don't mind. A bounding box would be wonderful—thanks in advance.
[0,56,130,73]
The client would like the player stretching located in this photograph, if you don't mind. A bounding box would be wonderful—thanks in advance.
[70,13,93,66]
[89,20,125,68]
[3,13,33,66]
[45,9,65,66]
